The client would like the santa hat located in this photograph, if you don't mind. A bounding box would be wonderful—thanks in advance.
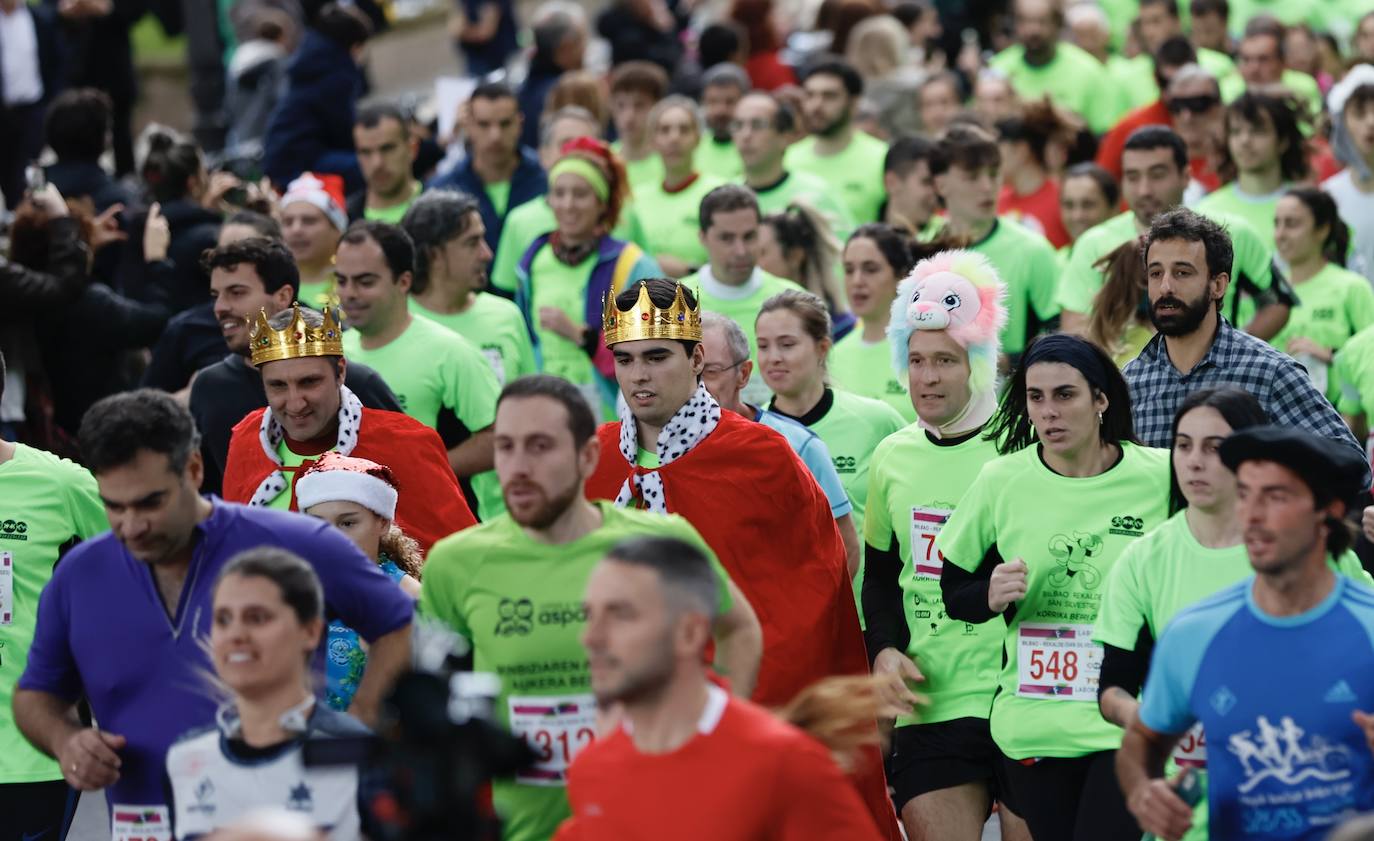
[281,172,348,232]
[888,250,1008,398]
[295,452,399,519]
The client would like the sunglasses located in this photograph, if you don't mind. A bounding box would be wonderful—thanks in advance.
[1166,95,1220,115]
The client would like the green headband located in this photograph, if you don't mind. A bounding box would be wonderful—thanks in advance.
[549,157,610,203]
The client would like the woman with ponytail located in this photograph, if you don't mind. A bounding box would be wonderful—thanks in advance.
[757,200,853,336]
[1086,237,1155,367]
[514,137,662,417]
[1271,186,1374,390]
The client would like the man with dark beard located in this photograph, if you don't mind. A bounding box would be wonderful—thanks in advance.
[418,373,761,841]
[1123,209,1366,481]
[785,56,888,224]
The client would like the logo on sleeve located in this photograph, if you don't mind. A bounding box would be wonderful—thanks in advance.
[1109,515,1145,537]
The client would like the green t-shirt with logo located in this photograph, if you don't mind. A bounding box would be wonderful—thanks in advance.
[633,174,725,271]
[970,219,1061,356]
[1058,210,1276,329]
[689,267,799,406]
[490,199,650,296]
[1272,263,1374,360]
[363,182,423,223]
[413,294,537,387]
[418,503,733,841]
[751,170,857,243]
[0,444,107,784]
[485,181,513,218]
[936,442,1172,759]
[696,137,743,182]
[784,131,889,225]
[829,328,917,422]
[864,426,1004,726]
[988,42,1123,134]
[1195,183,1287,249]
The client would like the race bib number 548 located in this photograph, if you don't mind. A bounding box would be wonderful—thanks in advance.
[1015,623,1102,701]
[508,693,597,786]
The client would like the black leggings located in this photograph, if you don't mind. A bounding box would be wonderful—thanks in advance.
[1000,750,1140,841]
[0,779,76,841]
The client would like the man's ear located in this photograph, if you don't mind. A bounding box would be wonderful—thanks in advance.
[1211,271,1230,304]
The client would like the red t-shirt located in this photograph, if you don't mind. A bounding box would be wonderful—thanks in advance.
[555,691,885,841]
[745,51,797,91]
[998,178,1070,248]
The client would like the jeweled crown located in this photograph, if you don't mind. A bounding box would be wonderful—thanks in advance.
[248,305,345,367]
[602,281,702,346]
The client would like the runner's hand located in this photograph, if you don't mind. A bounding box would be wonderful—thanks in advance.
[1127,775,1193,841]
[988,558,1028,613]
[57,728,125,791]
[1354,710,1374,756]
[144,202,171,262]
[872,648,924,716]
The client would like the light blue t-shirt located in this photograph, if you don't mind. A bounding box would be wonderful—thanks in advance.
[1140,575,1374,841]
[753,407,852,518]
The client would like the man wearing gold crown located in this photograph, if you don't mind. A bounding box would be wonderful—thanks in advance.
[220,306,476,554]
[584,278,902,840]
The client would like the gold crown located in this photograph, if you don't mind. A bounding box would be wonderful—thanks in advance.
[602,281,702,346]
[248,305,345,367]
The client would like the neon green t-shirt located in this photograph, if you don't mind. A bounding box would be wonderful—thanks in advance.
[936,442,1172,759]
[490,199,650,295]
[1272,263,1374,360]
[750,170,857,242]
[1226,0,1331,36]
[696,136,743,181]
[689,266,799,406]
[1332,323,1374,420]
[633,173,724,271]
[988,42,1123,134]
[1219,70,1323,120]
[0,444,107,784]
[485,181,512,218]
[362,182,422,223]
[297,278,337,310]
[413,294,537,387]
[267,440,319,510]
[1120,50,1238,111]
[784,131,889,225]
[969,219,1061,356]
[418,503,733,841]
[864,426,1004,726]
[1195,183,1288,248]
[611,142,665,190]
[829,327,917,422]
[1057,210,1276,329]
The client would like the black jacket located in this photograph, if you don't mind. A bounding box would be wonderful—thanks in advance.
[117,198,221,314]
[261,29,364,192]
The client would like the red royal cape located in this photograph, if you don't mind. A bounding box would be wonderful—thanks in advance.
[586,411,900,840]
[221,406,476,556]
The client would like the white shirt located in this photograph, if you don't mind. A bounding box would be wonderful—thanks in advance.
[1323,169,1374,284]
[0,2,43,107]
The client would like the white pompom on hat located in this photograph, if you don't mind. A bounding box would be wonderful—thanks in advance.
[295,452,399,519]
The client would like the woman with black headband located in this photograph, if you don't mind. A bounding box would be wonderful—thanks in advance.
[935,333,1172,841]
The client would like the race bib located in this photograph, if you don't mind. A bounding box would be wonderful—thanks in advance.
[1015,623,1102,701]
[1172,723,1207,768]
[909,507,951,580]
[111,805,171,841]
[482,347,507,385]
[1,551,11,625]
[508,693,597,786]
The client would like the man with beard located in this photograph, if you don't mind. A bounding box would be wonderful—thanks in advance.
[695,64,748,181]
[585,278,902,839]
[1059,126,1291,340]
[419,374,761,841]
[786,56,888,225]
[1123,209,1366,481]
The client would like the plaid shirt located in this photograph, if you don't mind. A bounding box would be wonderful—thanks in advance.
[1124,317,1369,482]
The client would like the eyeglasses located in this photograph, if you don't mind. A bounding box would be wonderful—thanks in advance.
[729,118,774,134]
[702,359,749,376]
[1166,95,1220,115]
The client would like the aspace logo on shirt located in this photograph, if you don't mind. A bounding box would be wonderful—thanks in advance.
[494,597,588,636]
[1108,514,1145,537]
[833,455,857,475]
[0,519,28,541]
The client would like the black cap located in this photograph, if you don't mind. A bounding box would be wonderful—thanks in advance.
[1219,425,1368,505]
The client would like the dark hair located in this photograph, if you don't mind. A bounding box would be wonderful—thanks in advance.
[141,129,203,203]
[1154,35,1197,72]
[1087,237,1147,358]
[224,210,283,239]
[355,101,409,136]
[201,237,300,296]
[762,203,840,305]
[823,0,881,55]
[929,124,1000,177]
[1122,125,1188,171]
[1142,207,1234,282]
[699,183,760,231]
[847,223,917,277]
[79,389,202,474]
[312,2,372,50]
[1139,0,1179,17]
[1167,386,1268,513]
[884,135,935,177]
[498,374,597,448]
[996,97,1077,169]
[609,61,669,101]
[799,55,864,97]
[1064,162,1120,208]
[400,190,481,294]
[1242,14,1285,55]
[605,536,720,620]
[614,279,701,355]
[532,2,585,57]
[984,333,1138,455]
[757,287,833,347]
[472,79,518,104]
[217,547,325,625]
[1346,84,1374,118]
[1284,187,1350,268]
[891,0,935,28]
[340,220,415,280]
[0,348,6,409]
[698,22,746,69]
[1190,0,1228,18]
[8,201,93,270]
[44,88,112,162]
[1223,92,1309,183]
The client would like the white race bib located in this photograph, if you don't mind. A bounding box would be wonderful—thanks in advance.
[482,348,507,385]
[1015,623,1102,701]
[0,551,11,625]
[1172,723,1207,768]
[508,693,597,786]
[111,805,171,841]
[909,507,951,580]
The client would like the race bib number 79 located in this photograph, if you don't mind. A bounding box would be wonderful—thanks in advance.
[508,693,598,786]
[1015,623,1102,701]
[910,507,951,580]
